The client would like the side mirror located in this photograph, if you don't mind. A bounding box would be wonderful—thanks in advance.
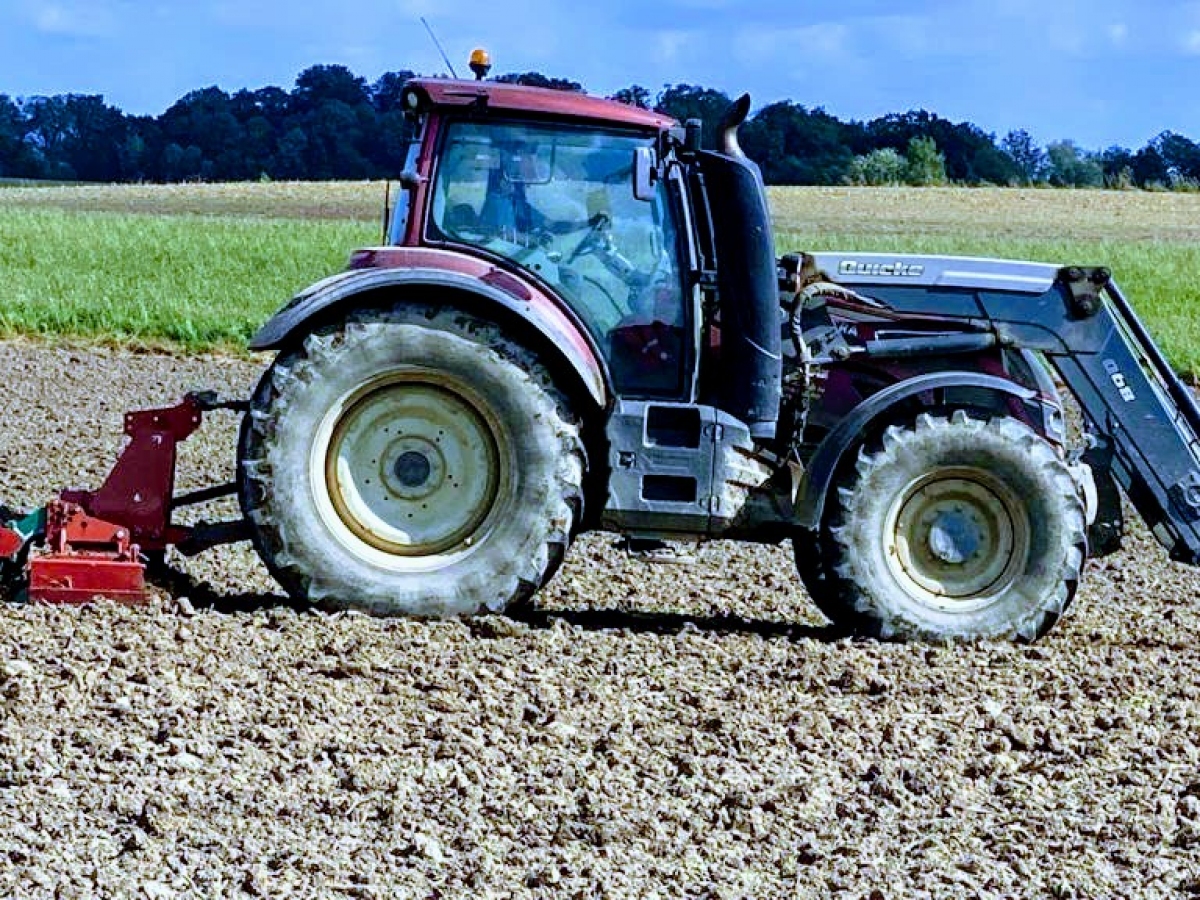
[632,146,656,201]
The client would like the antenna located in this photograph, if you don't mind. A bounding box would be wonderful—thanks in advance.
[420,17,459,79]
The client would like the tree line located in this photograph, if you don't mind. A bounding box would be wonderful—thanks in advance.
[2,64,1198,189]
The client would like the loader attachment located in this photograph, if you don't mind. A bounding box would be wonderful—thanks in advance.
[1042,271,1200,562]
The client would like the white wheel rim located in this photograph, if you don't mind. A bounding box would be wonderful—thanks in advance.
[320,372,503,557]
[884,467,1030,611]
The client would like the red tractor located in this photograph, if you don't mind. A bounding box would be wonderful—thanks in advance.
[8,74,1200,642]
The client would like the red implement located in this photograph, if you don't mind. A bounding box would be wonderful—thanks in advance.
[0,526,22,560]
[22,393,238,605]
[28,501,146,604]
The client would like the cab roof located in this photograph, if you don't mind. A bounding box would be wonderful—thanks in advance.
[406,78,677,131]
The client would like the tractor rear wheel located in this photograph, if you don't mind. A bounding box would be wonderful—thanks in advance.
[238,302,585,616]
[797,411,1087,641]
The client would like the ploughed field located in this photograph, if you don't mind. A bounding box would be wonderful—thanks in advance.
[3,343,1200,898]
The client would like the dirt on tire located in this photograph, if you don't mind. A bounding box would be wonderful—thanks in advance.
[1,339,1199,898]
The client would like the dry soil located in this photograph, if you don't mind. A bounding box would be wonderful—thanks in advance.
[1,340,1199,899]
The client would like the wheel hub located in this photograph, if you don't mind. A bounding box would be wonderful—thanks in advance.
[393,450,433,489]
[886,470,1029,607]
[927,509,981,565]
[380,436,447,501]
[322,376,502,557]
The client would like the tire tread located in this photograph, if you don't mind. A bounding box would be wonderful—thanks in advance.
[238,302,585,617]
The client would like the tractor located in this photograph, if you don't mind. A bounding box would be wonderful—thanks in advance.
[7,72,1200,642]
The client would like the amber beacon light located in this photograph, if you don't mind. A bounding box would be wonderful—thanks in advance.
[469,48,492,80]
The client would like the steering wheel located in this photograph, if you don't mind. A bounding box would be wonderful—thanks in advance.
[567,214,611,264]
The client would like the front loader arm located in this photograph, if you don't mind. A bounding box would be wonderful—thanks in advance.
[984,270,1200,562]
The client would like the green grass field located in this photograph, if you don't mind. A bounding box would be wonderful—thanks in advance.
[2,182,1199,370]
[0,183,378,351]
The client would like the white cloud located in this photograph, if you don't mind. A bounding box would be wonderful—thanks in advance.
[29,1,118,36]
[394,0,441,15]
[1185,30,1200,55]
[733,21,850,69]
[654,29,694,64]
[1108,22,1128,46]
[867,15,929,57]
[731,15,936,74]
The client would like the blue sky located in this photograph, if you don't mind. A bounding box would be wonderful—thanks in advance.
[2,0,1199,150]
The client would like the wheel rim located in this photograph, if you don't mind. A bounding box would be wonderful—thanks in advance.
[884,467,1030,611]
[320,372,503,557]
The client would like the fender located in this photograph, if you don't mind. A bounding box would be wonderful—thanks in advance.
[795,371,1043,530]
[248,261,608,410]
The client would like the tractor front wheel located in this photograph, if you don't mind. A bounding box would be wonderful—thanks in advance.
[238,302,584,616]
[797,411,1087,641]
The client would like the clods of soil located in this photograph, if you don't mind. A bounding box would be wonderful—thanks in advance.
[1,340,1198,898]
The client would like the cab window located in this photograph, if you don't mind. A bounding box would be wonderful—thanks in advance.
[387,118,424,245]
[428,119,687,397]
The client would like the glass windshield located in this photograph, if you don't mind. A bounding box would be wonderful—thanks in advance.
[429,119,687,397]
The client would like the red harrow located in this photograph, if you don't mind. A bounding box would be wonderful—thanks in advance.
[0,392,248,604]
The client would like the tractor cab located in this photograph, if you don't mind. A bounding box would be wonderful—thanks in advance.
[387,77,781,438]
